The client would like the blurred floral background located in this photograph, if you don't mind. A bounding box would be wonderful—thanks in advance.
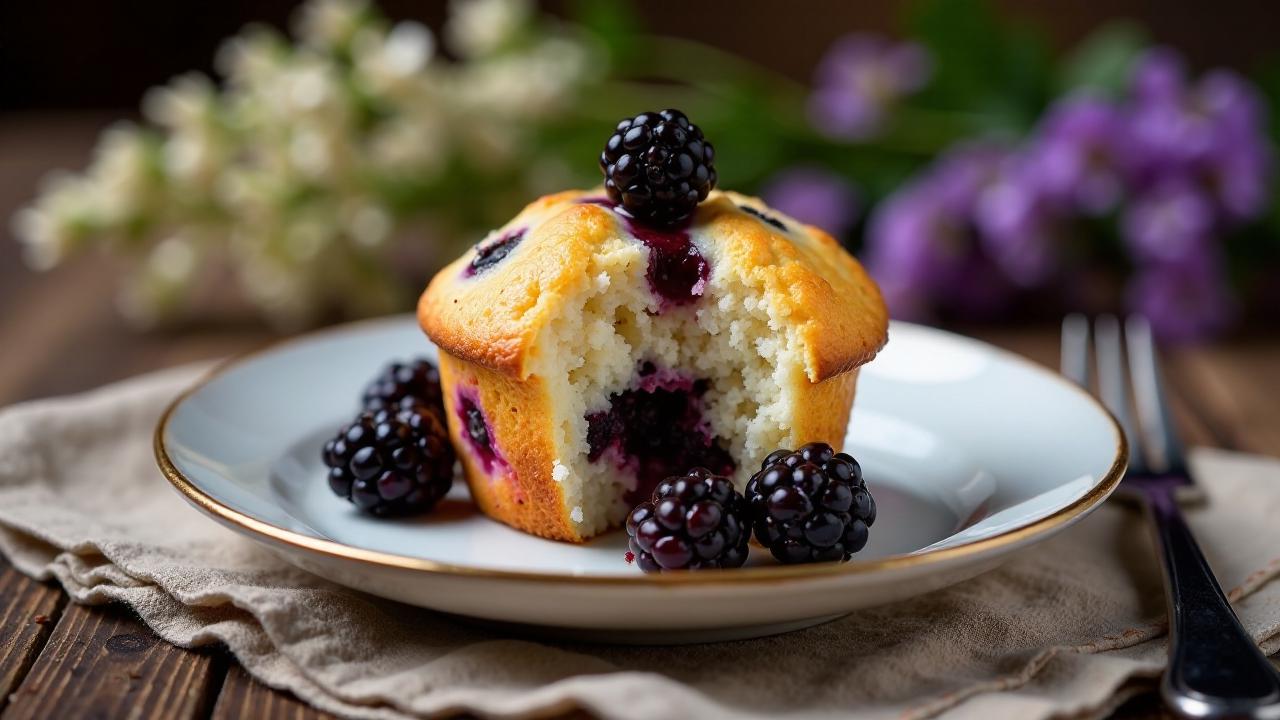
[8,0,1280,343]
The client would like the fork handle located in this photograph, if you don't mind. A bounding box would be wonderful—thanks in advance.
[1145,486,1280,719]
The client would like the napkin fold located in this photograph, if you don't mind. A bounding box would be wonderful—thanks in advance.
[1,365,1278,720]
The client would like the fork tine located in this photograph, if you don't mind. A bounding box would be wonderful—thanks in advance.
[1096,315,1149,474]
[1125,315,1187,474]
[1060,314,1091,388]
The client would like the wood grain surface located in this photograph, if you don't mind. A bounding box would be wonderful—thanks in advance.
[211,666,338,720]
[4,601,223,720]
[3,113,1276,720]
[0,562,65,713]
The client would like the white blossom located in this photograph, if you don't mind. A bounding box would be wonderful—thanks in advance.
[289,128,333,178]
[144,76,229,187]
[12,205,66,270]
[148,235,199,282]
[347,202,392,247]
[295,0,370,51]
[215,28,286,88]
[92,125,159,222]
[143,74,216,129]
[12,0,600,328]
[446,0,531,59]
[368,114,447,177]
[353,21,434,90]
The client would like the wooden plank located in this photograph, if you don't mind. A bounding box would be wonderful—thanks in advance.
[4,602,224,720]
[1142,346,1221,451]
[971,324,1221,450]
[969,325,1060,369]
[154,329,278,370]
[1174,339,1280,457]
[1164,351,1238,451]
[0,258,120,406]
[0,559,65,713]
[210,662,604,720]
[211,664,338,720]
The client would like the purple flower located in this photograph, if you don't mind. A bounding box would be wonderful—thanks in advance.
[864,145,1014,320]
[1126,250,1236,344]
[854,44,1270,340]
[1022,96,1128,215]
[1206,142,1271,221]
[761,166,860,237]
[1125,50,1272,216]
[809,34,931,141]
[927,144,1007,214]
[1127,51,1215,173]
[974,160,1061,287]
[1196,71,1273,220]
[1130,47,1185,104]
[1197,70,1269,141]
[1127,107,1212,176]
[1121,177,1215,263]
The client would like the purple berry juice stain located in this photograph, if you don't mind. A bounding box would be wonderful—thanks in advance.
[577,197,710,307]
[455,389,510,477]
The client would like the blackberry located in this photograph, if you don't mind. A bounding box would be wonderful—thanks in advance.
[322,406,455,517]
[746,442,876,564]
[361,357,444,418]
[600,109,716,227]
[394,397,448,439]
[625,468,751,572]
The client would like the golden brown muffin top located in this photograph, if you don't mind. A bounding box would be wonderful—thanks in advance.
[418,189,888,383]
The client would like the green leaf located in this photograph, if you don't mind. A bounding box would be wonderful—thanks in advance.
[1059,21,1149,96]
[567,0,642,68]
[906,0,1053,133]
[1251,56,1280,139]
[908,0,1005,105]
[1247,58,1280,243]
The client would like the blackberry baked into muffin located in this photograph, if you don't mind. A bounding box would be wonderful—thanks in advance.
[418,110,887,542]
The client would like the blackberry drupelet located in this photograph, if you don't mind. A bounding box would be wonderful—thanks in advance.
[361,357,445,418]
[393,397,449,441]
[625,468,751,572]
[746,442,876,564]
[322,407,455,517]
[600,109,716,227]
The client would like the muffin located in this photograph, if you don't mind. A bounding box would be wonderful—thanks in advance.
[418,112,887,542]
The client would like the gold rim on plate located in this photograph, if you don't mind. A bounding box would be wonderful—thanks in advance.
[154,317,1128,586]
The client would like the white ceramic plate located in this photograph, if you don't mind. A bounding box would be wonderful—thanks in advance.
[156,317,1125,643]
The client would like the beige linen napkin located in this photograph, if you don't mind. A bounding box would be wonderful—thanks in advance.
[1,366,1279,720]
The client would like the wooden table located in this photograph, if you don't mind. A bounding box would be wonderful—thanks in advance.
[1,113,1277,719]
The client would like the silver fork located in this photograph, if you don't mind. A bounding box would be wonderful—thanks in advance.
[1062,314,1280,719]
